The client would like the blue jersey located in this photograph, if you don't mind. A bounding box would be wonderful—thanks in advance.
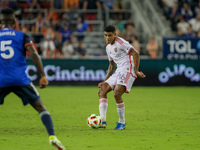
[0,27,32,87]
[59,28,73,43]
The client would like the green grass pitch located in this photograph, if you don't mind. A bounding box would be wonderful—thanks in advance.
[0,86,200,150]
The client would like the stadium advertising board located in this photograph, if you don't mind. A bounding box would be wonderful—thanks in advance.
[163,38,200,60]
[26,59,200,86]
[26,59,108,86]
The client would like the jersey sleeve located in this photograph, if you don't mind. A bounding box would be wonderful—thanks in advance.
[23,33,33,47]
[106,47,113,62]
[121,41,135,54]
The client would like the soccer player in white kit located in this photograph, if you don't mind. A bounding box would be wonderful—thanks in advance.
[98,25,146,130]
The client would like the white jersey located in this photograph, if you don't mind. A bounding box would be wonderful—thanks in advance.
[106,36,137,78]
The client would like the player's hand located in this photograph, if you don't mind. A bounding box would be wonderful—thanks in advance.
[39,76,49,88]
[98,82,104,88]
[135,71,146,78]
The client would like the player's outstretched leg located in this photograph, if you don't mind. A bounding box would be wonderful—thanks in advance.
[30,99,65,149]
[40,110,65,150]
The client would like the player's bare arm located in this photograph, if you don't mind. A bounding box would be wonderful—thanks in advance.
[98,61,116,88]
[26,45,49,88]
[105,61,116,80]
[129,48,146,78]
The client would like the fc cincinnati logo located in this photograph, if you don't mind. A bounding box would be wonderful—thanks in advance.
[114,47,117,52]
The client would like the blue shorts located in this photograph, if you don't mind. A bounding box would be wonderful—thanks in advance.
[0,83,40,106]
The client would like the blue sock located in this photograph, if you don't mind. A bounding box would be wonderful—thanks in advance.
[40,110,55,136]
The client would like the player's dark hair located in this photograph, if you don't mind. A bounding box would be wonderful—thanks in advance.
[1,7,14,15]
[0,7,15,28]
[104,25,116,33]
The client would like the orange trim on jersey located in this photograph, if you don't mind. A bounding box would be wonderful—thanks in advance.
[125,89,130,93]
[25,43,33,47]
[124,73,130,84]
[115,37,124,45]
[132,74,137,78]
[129,54,133,75]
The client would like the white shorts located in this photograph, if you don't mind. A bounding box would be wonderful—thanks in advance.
[105,71,136,93]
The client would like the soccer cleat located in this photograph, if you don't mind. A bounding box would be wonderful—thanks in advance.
[49,135,65,150]
[99,121,107,128]
[114,122,126,130]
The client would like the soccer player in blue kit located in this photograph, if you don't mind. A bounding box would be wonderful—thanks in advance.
[0,8,65,150]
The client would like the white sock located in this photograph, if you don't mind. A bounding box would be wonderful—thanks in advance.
[99,98,108,122]
[117,102,125,124]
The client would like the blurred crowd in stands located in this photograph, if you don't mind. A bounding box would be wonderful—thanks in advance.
[0,0,159,59]
[158,0,200,38]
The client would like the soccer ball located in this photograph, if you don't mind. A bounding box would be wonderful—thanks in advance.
[87,114,102,128]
